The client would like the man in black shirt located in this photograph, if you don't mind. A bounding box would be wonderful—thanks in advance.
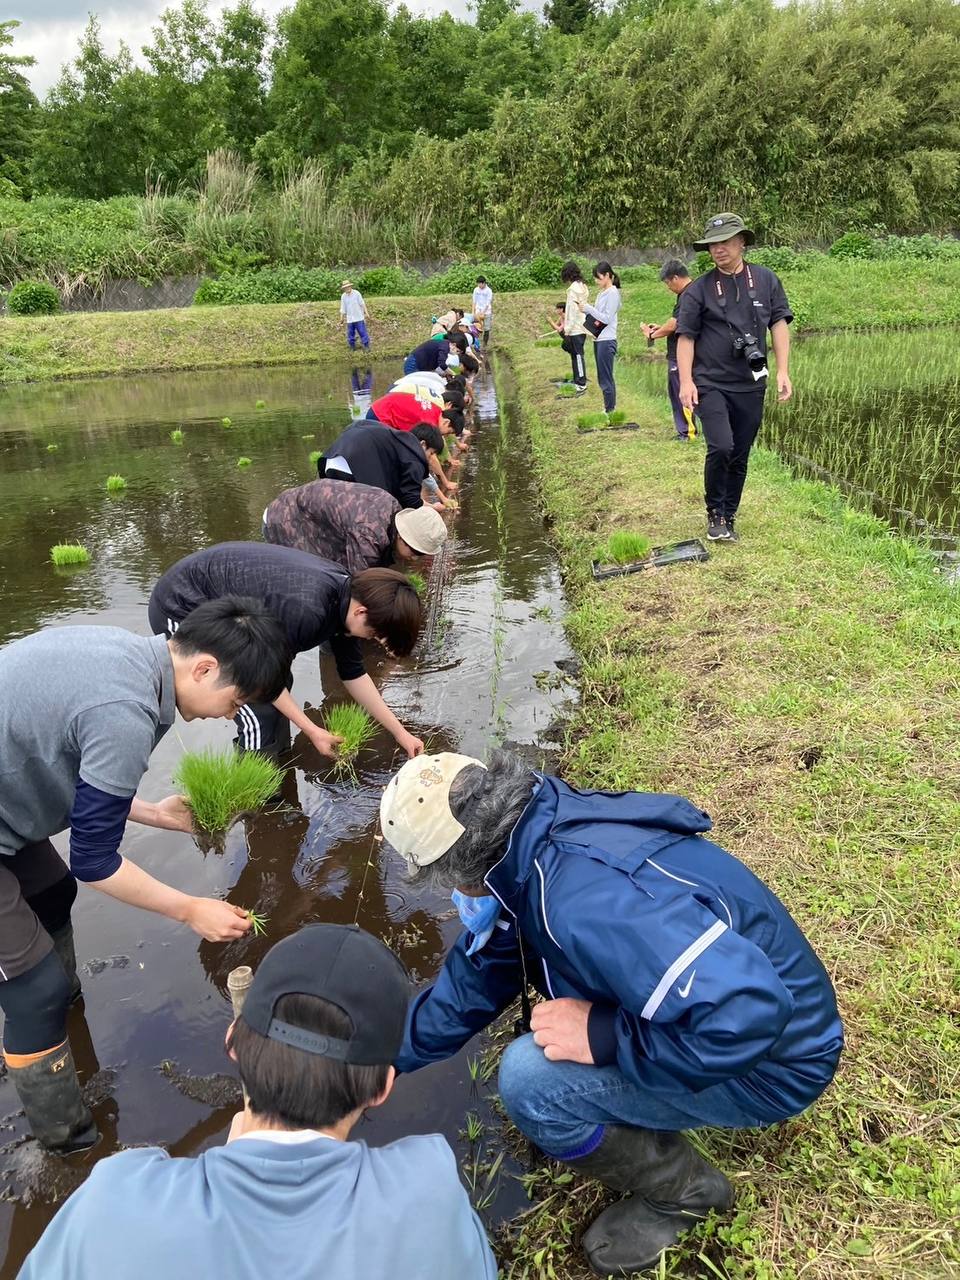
[642,260,698,440]
[149,544,425,762]
[318,422,443,509]
[676,213,793,542]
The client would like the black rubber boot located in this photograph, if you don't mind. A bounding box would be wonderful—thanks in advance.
[50,924,82,1004]
[567,1126,733,1276]
[7,1041,99,1155]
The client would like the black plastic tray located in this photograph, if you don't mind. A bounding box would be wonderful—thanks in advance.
[577,421,642,434]
[591,539,709,580]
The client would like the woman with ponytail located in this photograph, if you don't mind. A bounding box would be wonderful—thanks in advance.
[584,261,622,413]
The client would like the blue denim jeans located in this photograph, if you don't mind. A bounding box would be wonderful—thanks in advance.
[594,339,617,412]
[346,320,369,349]
[497,1033,767,1160]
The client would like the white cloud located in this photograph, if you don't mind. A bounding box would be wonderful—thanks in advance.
[14,0,496,97]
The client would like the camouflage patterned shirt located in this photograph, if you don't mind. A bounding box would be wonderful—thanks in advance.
[264,479,400,575]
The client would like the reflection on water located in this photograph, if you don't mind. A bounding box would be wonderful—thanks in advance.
[0,359,577,1276]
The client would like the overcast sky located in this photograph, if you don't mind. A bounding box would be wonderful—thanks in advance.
[12,1,541,96]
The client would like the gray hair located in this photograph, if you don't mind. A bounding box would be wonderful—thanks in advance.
[659,258,691,281]
[410,749,536,892]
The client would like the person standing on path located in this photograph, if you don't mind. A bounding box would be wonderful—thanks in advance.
[676,213,793,542]
[560,261,590,392]
[149,545,424,762]
[339,281,371,351]
[583,262,622,413]
[643,260,699,440]
[472,276,493,348]
[0,600,290,1154]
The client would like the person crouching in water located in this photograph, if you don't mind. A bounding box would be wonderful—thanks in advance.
[380,750,844,1276]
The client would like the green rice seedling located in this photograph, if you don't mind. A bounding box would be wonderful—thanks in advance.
[255,399,266,409]
[406,570,427,597]
[46,443,58,452]
[246,910,269,936]
[170,429,184,443]
[557,383,578,398]
[50,542,90,566]
[577,411,608,430]
[603,531,652,565]
[173,748,286,836]
[301,433,315,440]
[323,703,377,774]
[463,1112,484,1144]
[237,456,252,467]
[105,474,126,492]
[308,449,323,467]
[606,409,627,426]
[221,416,232,427]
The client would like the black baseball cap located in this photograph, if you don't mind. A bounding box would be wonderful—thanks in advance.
[241,924,411,1065]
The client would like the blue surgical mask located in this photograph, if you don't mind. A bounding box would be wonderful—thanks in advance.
[451,890,501,956]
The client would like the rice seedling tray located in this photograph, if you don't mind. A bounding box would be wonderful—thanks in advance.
[576,421,642,434]
[591,539,709,580]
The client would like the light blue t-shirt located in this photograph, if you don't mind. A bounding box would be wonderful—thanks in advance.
[19,1132,498,1280]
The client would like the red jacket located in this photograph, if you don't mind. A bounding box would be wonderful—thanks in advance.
[370,389,442,432]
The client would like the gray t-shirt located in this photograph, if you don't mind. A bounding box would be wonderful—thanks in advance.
[0,628,175,855]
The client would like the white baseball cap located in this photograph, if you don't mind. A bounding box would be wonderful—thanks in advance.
[379,753,486,867]
[394,505,448,556]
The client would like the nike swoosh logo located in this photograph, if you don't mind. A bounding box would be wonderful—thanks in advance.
[677,970,696,999]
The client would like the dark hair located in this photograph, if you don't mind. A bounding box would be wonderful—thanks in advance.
[593,260,622,289]
[460,351,479,375]
[447,332,468,352]
[412,423,444,454]
[446,374,467,393]
[442,388,465,410]
[561,260,584,284]
[476,275,487,284]
[228,994,389,1129]
[659,258,690,282]
[350,568,421,656]
[453,308,464,318]
[441,408,465,436]
[171,597,291,703]
[555,301,565,311]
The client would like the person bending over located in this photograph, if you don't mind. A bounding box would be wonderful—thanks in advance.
[264,478,447,575]
[149,545,423,761]
[318,421,443,509]
[380,750,844,1277]
[0,599,290,1154]
[19,924,498,1280]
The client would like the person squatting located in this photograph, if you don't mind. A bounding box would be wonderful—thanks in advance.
[6,284,839,1280]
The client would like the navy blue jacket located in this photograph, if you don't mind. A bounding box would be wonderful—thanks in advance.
[398,777,843,1124]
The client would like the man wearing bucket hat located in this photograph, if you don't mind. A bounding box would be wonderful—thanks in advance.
[263,478,448,575]
[20,923,498,1280]
[380,750,843,1277]
[676,213,793,543]
[339,280,371,351]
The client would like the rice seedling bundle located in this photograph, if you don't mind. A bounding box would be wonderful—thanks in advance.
[255,399,266,409]
[170,429,184,443]
[406,570,427,597]
[50,542,90,566]
[603,531,652,565]
[46,443,58,452]
[557,383,578,398]
[237,456,252,467]
[323,703,377,772]
[105,474,126,491]
[221,416,232,427]
[173,748,286,834]
[309,450,323,466]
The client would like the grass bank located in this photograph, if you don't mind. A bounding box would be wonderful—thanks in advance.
[498,333,960,1278]
[5,255,960,385]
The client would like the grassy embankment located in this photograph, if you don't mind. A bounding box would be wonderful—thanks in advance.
[495,314,960,1278]
[3,256,960,384]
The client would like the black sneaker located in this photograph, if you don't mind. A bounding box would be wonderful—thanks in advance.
[725,516,740,542]
[707,511,731,541]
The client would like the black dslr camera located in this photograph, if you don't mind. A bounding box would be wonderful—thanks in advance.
[732,333,768,381]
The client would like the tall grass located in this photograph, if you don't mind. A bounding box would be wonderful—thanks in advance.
[173,747,286,834]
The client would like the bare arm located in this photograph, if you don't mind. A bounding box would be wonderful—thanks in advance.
[343,673,423,757]
[770,319,792,401]
[88,857,251,941]
[646,317,678,340]
[273,686,341,758]
[677,335,698,408]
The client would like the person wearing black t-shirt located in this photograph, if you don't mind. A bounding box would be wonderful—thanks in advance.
[676,214,793,543]
[642,259,698,440]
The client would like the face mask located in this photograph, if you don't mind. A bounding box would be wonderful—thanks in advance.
[451,890,501,956]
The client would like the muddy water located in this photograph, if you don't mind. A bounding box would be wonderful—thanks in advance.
[0,360,577,1276]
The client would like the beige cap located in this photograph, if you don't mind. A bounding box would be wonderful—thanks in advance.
[395,505,448,556]
[380,753,485,867]
[340,279,354,290]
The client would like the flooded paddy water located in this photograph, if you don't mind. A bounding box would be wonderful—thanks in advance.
[0,360,577,1276]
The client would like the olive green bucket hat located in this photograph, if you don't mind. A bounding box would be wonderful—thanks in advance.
[693,213,756,250]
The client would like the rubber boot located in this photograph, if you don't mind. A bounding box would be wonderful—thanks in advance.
[6,1041,99,1155]
[50,923,82,1004]
[567,1126,733,1276]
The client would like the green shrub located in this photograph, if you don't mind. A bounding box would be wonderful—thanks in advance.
[873,234,960,261]
[527,251,564,286]
[6,280,61,315]
[173,747,286,835]
[829,231,877,260]
[355,265,421,295]
[193,265,342,306]
[417,261,536,295]
[50,542,90,565]
[617,264,658,283]
[748,246,806,273]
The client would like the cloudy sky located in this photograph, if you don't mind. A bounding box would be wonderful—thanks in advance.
[13,0,540,96]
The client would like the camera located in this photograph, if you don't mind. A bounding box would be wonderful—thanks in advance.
[732,332,768,381]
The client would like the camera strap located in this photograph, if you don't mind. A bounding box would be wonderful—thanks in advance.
[713,263,757,309]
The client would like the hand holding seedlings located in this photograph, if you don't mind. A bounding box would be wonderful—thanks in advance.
[152,794,196,833]
[183,898,253,942]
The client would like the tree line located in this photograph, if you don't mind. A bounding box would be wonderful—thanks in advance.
[2,0,959,254]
